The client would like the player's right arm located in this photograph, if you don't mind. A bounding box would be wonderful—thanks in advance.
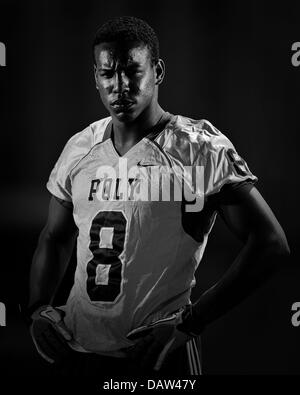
[28,195,78,312]
[25,195,78,363]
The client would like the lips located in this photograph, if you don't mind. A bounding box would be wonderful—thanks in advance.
[111,99,134,106]
[111,99,134,112]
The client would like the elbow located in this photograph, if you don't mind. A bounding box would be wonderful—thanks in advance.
[246,230,290,278]
[278,240,290,257]
[250,230,290,258]
[264,235,290,276]
[263,232,290,260]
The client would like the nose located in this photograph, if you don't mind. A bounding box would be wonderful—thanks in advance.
[113,70,129,94]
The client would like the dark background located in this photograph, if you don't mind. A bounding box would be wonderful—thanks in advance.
[0,0,299,376]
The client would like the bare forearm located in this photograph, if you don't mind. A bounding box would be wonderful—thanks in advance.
[189,236,290,332]
[29,228,75,308]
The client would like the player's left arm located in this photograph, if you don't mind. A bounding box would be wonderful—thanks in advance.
[178,183,290,335]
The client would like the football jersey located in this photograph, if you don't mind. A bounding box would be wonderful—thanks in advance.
[46,113,257,355]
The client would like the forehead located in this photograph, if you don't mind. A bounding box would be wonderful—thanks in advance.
[94,41,151,67]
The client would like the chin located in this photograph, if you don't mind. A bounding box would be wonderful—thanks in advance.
[112,110,137,123]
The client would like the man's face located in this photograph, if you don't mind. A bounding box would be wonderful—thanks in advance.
[94,41,162,122]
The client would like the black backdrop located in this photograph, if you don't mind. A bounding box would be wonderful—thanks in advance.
[0,0,299,376]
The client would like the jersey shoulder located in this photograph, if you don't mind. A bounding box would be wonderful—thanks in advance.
[46,117,111,201]
[57,116,111,173]
[157,115,234,165]
[154,114,257,197]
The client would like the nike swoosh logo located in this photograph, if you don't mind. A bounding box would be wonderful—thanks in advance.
[137,161,158,167]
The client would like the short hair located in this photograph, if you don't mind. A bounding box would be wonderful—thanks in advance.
[93,16,159,65]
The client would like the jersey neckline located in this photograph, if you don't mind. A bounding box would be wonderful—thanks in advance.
[102,112,177,159]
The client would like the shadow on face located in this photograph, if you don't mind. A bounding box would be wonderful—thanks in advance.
[94,40,164,123]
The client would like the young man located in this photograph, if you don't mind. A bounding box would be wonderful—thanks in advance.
[27,16,289,376]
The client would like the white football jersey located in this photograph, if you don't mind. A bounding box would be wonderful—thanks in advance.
[47,113,257,355]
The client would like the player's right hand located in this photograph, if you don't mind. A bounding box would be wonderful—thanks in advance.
[30,305,73,364]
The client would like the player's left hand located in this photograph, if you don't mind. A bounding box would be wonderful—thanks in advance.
[126,313,192,372]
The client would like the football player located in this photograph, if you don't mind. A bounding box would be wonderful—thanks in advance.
[26,16,290,376]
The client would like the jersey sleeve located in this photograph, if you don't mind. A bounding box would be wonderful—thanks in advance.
[46,127,94,202]
[202,120,258,197]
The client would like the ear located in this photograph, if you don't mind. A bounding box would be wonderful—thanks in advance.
[94,64,99,89]
[155,59,165,85]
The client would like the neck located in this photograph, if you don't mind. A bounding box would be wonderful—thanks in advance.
[112,103,165,147]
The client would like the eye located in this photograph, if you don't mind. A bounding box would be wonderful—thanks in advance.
[99,70,114,78]
[127,69,142,77]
